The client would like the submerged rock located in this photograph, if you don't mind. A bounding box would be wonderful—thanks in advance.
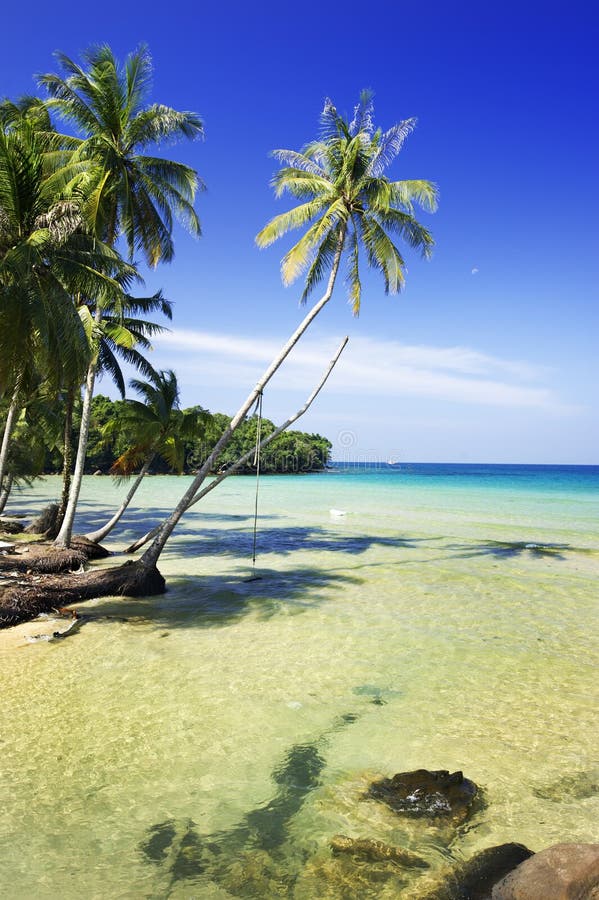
[367,769,479,823]
[532,770,599,803]
[414,843,534,900]
[330,834,429,868]
[352,683,403,705]
[221,848,292,898]
[295,850,410,899]
[491,842,599,899]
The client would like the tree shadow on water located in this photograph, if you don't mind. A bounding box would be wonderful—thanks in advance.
[73,506,281,538]
[80,563,363,631]
[444,539,575,561]
[158,524,425,559]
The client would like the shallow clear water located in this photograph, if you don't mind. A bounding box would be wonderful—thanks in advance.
[1,465,598,898]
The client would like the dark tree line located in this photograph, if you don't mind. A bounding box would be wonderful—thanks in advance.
[41,396,332,476]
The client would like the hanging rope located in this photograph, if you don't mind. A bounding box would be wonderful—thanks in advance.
[251,390,264,568]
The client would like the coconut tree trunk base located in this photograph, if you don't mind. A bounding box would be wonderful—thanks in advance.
[0,546,87,574]
[0,536,110,577]
[70,535,111,559]
[0,518,24,535]
[0,560,166,629]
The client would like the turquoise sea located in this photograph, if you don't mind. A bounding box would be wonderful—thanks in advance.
[1,464,598,898]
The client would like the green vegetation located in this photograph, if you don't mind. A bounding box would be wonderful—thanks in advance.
[195,413,331,475]
[42,395,332,476]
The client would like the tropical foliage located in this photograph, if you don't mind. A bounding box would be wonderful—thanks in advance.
[0,115,133,391]
[256,89,437,313]
[38,44,204,263]
[39,396,331,476]
[195,413,331,474]
[103,370,209,475]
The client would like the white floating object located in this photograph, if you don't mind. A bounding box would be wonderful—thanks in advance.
[329,508,347,517]
[286,701,302,710]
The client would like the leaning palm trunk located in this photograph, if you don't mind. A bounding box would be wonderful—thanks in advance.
[84,455,154,544]
[126,337,348,554]
[0,376,23,493]
[0,472,14,515]
[53,358,98,548]
[137,230,346,571]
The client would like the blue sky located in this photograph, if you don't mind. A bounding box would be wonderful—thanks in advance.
[4,0,598,463]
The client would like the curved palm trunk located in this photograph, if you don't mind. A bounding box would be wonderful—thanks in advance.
[53,359,97,548]
[0,375,23,493]
[0,472,14,515]
[84,455,154,544]
[125,337,348,554]
[138,229,346,571]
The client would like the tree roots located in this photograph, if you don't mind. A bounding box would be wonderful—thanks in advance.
[0,560,166,629]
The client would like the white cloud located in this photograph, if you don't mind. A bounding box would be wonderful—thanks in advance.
[152,329,566,411]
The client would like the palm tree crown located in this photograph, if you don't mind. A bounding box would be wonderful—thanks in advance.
[0,118,135,391]
[77,290,173,398]
[106,369,209,475]
[256,90,438,313]
[39,44,204,264]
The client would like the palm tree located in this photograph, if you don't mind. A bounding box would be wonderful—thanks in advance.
[84,369,209,543]
[0,116,135,494]
[130,91,437,575]
[38,44,204,261]
[38,44,205,546]
[53,290,173,546]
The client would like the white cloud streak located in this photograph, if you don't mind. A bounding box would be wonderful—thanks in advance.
[152,329,563,410]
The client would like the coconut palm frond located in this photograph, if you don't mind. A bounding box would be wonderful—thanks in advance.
[256,196,329,248]
[346,224,362,315]
[270,148,326,177]
[388,179,439,213]
[349,89,375,137]
[271,168,333,200]
[128,104,204,147]
[367,118,417,176]
[299,227,342,305]
[374,207,435,258]
[281,197,347,285]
